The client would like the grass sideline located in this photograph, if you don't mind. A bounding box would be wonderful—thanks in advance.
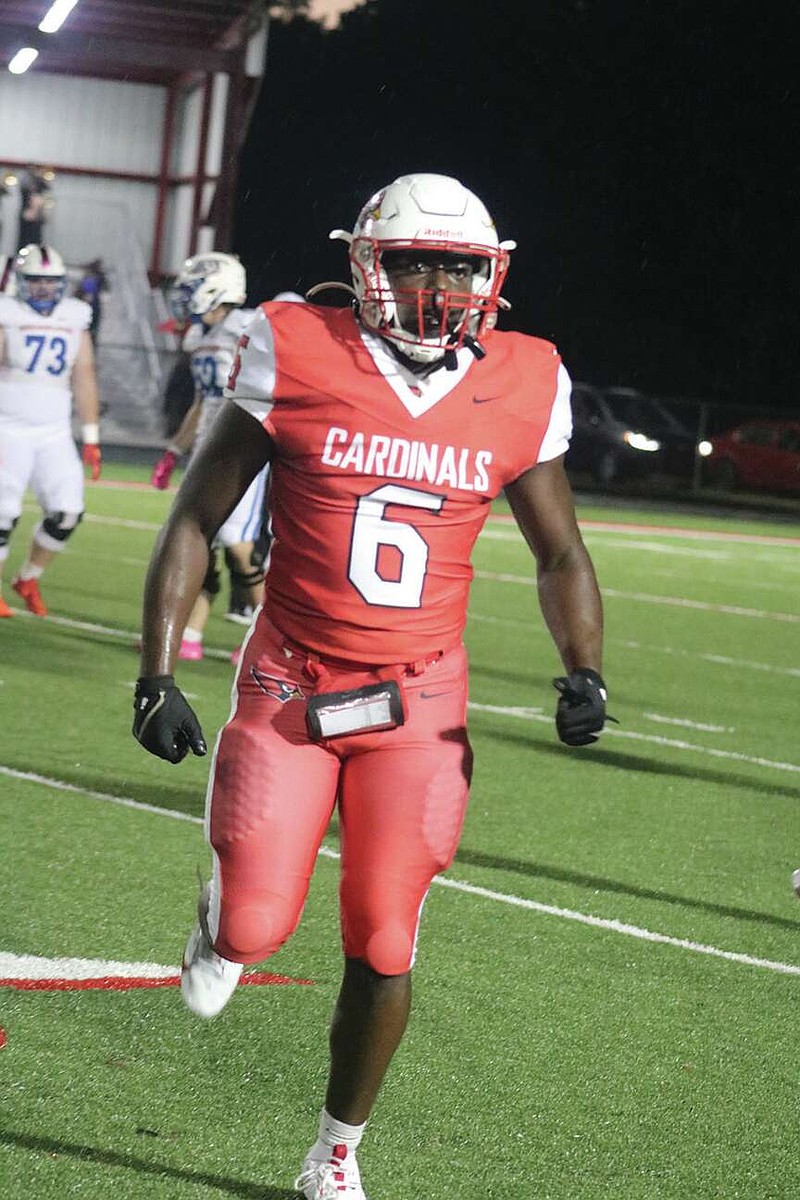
[1,465,799,1199]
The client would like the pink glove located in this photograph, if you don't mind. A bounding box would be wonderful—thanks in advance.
[151,448,178,490]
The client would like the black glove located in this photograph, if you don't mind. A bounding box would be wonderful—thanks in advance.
[553,668,615,746]
[133,674,207,763]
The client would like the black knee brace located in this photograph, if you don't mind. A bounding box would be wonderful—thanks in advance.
[228,566,265,589]
[41,511,83,543]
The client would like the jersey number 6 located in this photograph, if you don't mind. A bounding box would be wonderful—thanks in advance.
[348,484,445,609]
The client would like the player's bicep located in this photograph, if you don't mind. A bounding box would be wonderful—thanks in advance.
[504,456,583,569]
[173,402,273,540]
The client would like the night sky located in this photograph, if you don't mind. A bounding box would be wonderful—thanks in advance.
[234,0,799,414]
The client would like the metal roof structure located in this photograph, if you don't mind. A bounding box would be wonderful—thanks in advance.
[0,1,263,85]
[0,2,271,268]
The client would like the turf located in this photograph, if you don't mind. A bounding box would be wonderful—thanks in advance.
[1,467,798,1199]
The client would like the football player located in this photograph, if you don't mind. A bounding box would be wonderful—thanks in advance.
[133,174,610,1198]
[150,252,268,659]
[0,244,101,618]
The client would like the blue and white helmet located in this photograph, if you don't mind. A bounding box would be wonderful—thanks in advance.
[15,243,66,314]
[169,251,246,322]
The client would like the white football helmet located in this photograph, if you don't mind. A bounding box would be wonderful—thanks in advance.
[15,243,66,314]
[331,173,515,364]
[169,251,246,322]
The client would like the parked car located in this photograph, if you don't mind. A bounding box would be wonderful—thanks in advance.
[566,383,697,486]
[701,419,800,494]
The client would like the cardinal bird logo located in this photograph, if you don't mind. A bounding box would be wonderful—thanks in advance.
[251,665,308,703]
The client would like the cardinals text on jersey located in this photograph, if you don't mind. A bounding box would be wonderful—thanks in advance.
[225,302,571,663]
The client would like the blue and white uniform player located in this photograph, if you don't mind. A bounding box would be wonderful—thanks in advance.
[151,252,267,660]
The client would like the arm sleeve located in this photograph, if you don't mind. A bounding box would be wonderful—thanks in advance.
[536,362,573,463]
[223,306,276,423]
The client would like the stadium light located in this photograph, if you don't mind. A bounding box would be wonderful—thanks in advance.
[8,47,39,74]
[39,0,81,34]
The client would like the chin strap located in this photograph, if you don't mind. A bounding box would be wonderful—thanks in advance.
[444,332,486,370]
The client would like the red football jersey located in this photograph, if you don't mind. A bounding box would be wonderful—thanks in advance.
[226,303,571,663]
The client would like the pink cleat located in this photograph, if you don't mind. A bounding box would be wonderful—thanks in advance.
[151,448,178,490]
[178,639,204,661]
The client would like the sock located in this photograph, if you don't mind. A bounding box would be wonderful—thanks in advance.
[183,626,203,644]
[17,562,44,582]
[312,1107,366,1158]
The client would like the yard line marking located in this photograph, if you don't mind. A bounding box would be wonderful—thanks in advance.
[0,952,177,980]
[468,612,800,676]
[84,512,162,532]
[466,702,800,773]
[0,765,201,823]
[0,952,311,991]
[474,570,800,623]
[7,610,237,662]
[25,500,800,547]
[430,875,800,977]
[9,606,797,679]
[584,538,732,559]
[484,515,800,547]
[4,605,797,766]
[643,712,734,733]
[3,765,799,979]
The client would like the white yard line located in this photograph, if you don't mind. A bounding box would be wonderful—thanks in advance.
[465,701,800,773]
[2,763,798,979]
[474,570,800,623]
[468,611,800,677]
[643,712,734,733]
[0,951,176,980]
[485,515,800,548]
[8,606,797,678]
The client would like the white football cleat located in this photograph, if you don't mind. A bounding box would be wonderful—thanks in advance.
[180,884,242,1018]
[792,869,800,898]
[294,1143,367,1198]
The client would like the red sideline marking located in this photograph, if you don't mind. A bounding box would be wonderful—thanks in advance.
[92,479,172,492]
[0,972,313,992]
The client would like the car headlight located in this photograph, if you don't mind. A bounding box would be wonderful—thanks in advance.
[623,431,661,452]
[697,440,713,457]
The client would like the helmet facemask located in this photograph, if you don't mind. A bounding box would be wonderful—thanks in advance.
[352,238,511,365]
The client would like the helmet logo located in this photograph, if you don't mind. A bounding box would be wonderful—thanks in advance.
[420,227,463,239]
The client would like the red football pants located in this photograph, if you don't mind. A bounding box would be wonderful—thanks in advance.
[205,615,473,975]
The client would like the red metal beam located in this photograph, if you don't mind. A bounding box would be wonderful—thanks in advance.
[150,83,178,281]
[189,73,215,256]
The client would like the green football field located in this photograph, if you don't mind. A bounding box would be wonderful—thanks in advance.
[1,467,798,1199]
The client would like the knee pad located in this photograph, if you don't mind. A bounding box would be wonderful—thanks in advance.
[37,511,83,551]
[363,923,414,976]
[216,894,298,964]
[202,549,221,597]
